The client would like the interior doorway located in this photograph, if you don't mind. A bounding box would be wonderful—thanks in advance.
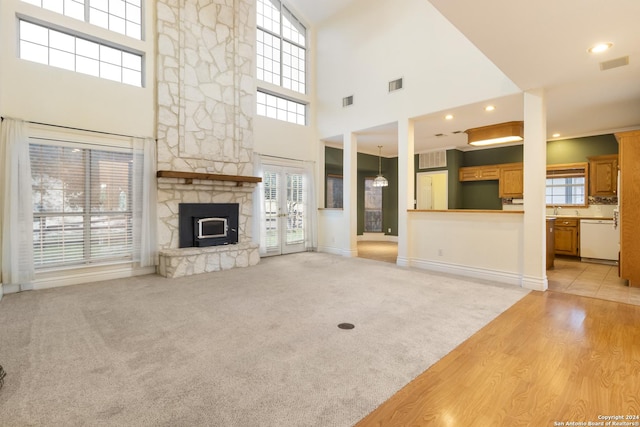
[417,171,448,210]
[364,177,383,232]
[262,165,306,256]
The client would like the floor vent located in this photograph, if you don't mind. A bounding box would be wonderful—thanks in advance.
[342,95,354,107]
[388,78,403,92]
[600,56,629,71]
[419,150,447,169]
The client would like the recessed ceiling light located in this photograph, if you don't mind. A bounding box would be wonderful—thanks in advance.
[445,114,454,120]
[552,133,561,138]
[485,105,495,112]
[588,42,613,54]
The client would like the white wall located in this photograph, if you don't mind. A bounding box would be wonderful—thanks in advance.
[315,0,520,139]
[254,116,317,161]
[0,0,155,137]
[407,211,525,285]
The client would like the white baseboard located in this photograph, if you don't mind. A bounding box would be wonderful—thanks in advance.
[396,256,410,267]
[521,275,548,291]
[409,258,523,287]
[18,264,157,292]
[317,245,344,256]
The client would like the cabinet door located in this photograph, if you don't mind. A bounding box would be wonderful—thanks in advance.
[478,166,500,180]
[459,165,500,181]
[459,167,481,181]
[499,163,523,198]
[554,225,579,256]
[589,155,618,196]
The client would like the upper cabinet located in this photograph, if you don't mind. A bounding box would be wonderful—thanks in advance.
[499,163,524,198]
[459,162,523,198]
[588,154,618,196]
[459,165,500,181]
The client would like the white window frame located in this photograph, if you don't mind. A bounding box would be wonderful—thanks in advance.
[256,0,307,94]
[18,18,144,87]
[28,124,137,270]
[546,163,589,207]
[20,0,143,40]
[257,89,306,126]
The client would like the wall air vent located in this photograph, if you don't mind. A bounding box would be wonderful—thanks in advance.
[600,56,629,71]
[388,78,403,92]
[342,95,354,107]
[419,150,447,169]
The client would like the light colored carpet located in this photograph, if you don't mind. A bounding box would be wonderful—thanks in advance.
[0,252,529,426]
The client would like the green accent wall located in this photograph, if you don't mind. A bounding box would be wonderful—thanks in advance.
[547,134,618,164]
[462,145,523,166]
[326,134,618,216]
[324,146,399,236]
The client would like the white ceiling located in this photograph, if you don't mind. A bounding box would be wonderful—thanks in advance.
[288,0,640,157]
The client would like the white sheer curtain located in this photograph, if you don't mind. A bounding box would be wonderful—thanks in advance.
[0,118,34,289]
[133,137,157,267]
[253,153,267,256]
[303,160,317,251]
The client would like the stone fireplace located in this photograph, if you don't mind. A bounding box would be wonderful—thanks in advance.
[155,0,259,278]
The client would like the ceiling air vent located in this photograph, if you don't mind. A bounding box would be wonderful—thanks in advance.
[419,150,447,169]
[388,78,403,92]
[600,56,629,71]
[342,95,354,107]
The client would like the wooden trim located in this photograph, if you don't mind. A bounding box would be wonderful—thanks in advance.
[156,170,262,184]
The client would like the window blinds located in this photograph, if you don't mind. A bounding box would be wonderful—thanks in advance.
[30,143,134,268]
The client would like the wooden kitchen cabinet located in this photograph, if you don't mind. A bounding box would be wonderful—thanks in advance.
[588,154,618,196]
[459,165,500,181]
[615,130,640,287]
[499,162,524,198]
[554,218,579,257]
[546,218,555,269]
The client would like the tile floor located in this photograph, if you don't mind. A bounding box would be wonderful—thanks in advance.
[357,242,640,307]
[547,256,640,306]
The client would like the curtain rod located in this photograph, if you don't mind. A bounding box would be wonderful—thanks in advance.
[1,116,154,141]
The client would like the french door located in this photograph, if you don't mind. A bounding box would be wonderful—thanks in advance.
[262,165,306,256]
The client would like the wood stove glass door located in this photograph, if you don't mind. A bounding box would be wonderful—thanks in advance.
[263,165,306,256]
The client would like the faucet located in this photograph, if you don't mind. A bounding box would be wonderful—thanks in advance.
[575,210,580,216]
[554,206,561,216]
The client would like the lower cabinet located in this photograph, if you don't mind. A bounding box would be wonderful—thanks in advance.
[554,218,579,256]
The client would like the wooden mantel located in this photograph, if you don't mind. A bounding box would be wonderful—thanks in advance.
[156,170,262,185]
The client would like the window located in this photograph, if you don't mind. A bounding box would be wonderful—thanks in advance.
[19,20,143,86]
[326,175,343,209]
[546,163,588,206]
[364,178,383,232]
[21,0,142,40]
[256,0,306,93]
[31,143,134,268]
[257,90,306,125]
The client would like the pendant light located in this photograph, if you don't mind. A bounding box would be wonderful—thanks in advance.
[372,145,389,188]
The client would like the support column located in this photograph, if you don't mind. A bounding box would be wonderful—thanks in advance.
[343,132,358,257]
[522,89,548,290]
[397,119,415,266]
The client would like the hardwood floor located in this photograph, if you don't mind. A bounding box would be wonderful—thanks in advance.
[356,291,640,426]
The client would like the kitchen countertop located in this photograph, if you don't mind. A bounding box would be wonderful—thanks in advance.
[546,216,613,220]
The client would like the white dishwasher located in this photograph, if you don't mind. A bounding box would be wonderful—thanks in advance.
[580,219,618,262]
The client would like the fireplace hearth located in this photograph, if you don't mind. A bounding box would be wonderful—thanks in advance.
[179,203,239,248]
